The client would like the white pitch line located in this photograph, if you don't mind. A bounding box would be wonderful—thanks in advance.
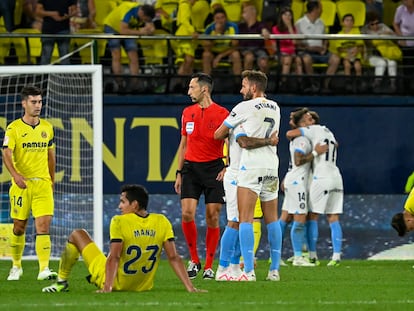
[2,300,414,308]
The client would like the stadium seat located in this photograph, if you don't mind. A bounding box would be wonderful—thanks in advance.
[0,19,10,64]
[11,28,60,64]
[71,28,107,64]
[291,0,306,23]
[383,0,400,27]
[120,30,170,69]
[320,0,337,33]
[138,29,169,71]
[11,28,42,64]
[14,0,24,27]
[336,0,366,28]
[113,30,171,72]
[95,0,120,30]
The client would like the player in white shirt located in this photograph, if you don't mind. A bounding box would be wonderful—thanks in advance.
[286,113,344,266]
[281,108,327,267]
[295,1,340,91]
[214,125,278,281]
[215,70,281,281]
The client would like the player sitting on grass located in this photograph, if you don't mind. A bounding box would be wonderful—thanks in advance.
[391,187,414,237]
[42,184,205,293]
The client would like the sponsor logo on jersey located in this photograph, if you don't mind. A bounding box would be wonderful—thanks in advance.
[22,142,48,148]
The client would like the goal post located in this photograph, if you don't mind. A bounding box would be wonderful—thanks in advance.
[0,65,103,257]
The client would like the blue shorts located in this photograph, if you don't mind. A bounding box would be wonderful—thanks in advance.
[104,25,138,52]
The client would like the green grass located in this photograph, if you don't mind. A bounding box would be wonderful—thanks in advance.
[0,259,413,311]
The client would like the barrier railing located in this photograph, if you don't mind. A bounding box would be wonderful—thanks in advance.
[0,32,413,95]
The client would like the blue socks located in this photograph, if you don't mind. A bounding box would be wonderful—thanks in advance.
[330,221,343,254]
[279,219,287,241]
[291,221,305,257]
[267,221,282,271]
[239,222,254,273]
[231,233,241,265]
[219,226,238,267]
[307,220,318,253]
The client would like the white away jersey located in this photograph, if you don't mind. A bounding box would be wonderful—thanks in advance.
[299,124,339,174]
[227,125,243,172]
[288,135,312,177]
[223,97,280,169]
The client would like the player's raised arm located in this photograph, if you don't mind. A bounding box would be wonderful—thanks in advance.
[286,128,302,140]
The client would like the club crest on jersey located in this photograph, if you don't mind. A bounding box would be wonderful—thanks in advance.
[41,131,47,139]
[186,122,194,134]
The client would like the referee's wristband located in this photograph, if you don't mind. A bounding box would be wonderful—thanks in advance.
[312,150,318,158]
[176,170,182,176]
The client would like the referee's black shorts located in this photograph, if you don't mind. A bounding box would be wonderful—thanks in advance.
[180,158,225,204]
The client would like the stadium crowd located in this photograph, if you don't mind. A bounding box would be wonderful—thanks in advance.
[1,0,412,289]
[0,0,413,94]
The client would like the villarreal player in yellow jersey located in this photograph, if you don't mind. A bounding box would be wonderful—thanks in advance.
[2,85,57,281]
[392,187,414,237]
[42,184,205,293]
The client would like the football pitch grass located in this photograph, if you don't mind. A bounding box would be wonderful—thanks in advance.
[0,259,413,311]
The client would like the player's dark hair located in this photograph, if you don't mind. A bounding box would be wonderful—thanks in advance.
[365,11,380,24]
[291,107,306,113]
[309,110,320,124]
[121,184,149,210]
[391,212,407,237]
[342,13,354,22]
[242,70,268,92]
[213,7,227,17]
[291,107,309,126]
[140,4,156,20]
[191,72,214,92]
[306,0,320,13]
[21,86,42,100]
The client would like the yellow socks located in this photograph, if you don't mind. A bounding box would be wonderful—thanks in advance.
[36,234,51,271]
[10,232,25,268]
[58,242,80,281]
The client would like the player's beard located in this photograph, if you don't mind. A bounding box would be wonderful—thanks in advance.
[243,90,253,100]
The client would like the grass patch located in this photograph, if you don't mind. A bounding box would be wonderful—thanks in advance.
[0,259,413,310]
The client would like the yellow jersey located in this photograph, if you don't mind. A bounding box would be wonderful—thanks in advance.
[204,21,239,53]
[405,188,414,215]
[104,2,144,33]
[155,0,180,32]
[335,28,364,59]
[109,212,175,292]
[176,0,211,35]
[3,118,54,180]
[155,0,179,15]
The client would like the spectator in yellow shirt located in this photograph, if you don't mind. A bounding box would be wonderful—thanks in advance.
[334,14,365,92]
[104,2,155,92]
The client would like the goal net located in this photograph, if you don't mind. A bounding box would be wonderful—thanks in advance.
[0,65,103,258]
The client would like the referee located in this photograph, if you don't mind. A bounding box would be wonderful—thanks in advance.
[174,73,228,280]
